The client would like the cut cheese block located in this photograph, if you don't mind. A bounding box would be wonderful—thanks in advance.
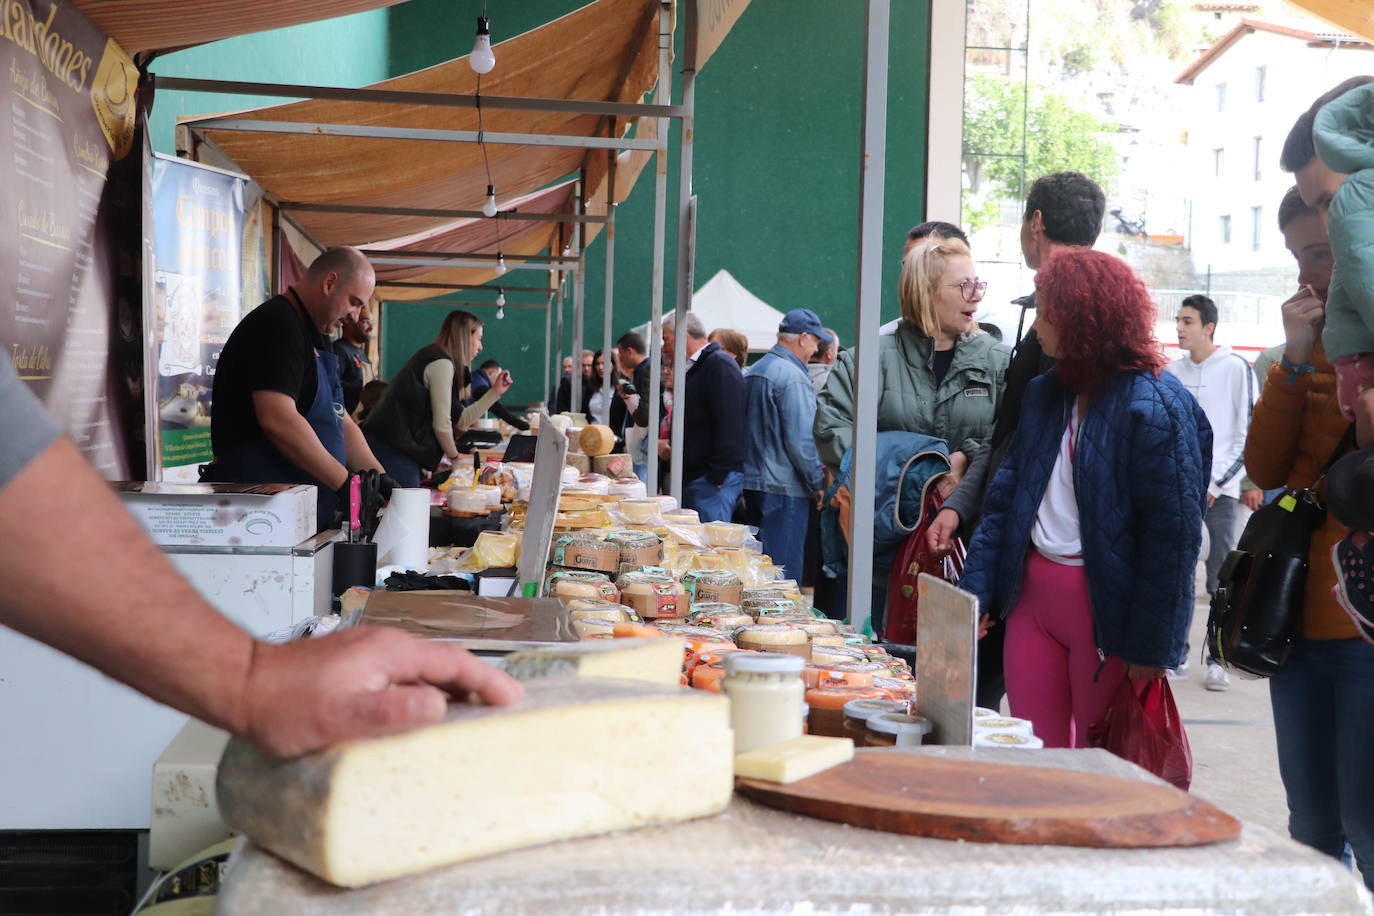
[503,637,685,686]
[578,424,618,456]
[216,678,733,888]
[733,735,855,784]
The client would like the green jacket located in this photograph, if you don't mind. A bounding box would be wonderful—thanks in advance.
[813,320,1010,471]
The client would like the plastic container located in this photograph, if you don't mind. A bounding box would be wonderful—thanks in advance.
[974,732,1044,748]
[722,652,805,754]
[842,699,908,745]
[806,687,894,738]
[865,713,933,747]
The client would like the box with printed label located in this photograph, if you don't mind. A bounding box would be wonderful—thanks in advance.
[113,482,317,547]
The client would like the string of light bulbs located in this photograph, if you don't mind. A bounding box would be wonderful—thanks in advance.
[469,2,506,315]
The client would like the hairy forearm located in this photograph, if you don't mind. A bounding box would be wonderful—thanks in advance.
[255,395,349,490]
[0,438,254,735]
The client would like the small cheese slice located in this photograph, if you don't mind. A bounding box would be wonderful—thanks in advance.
[733,735,855,784]
[503,637,685,685]
[217,678,732,887]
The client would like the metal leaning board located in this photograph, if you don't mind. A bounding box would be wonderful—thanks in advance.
[915,573,977,745]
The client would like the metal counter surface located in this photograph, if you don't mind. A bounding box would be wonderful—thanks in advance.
[214,747,1373,914]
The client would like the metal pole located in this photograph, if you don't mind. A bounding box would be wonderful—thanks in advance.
[183,118,664,151]
[601,151,618,427]
[280,201,608,224]
[554,267,565,409]
[846,0,890,634]
[571,179,586,416]
[645,1,673,495]
[270,203,282,294]
[543,290,553,409]
[669,4,698,505]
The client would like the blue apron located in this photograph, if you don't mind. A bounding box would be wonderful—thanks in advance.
[214,350,347,531]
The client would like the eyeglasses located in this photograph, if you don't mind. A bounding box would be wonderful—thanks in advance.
[946,279,987,302]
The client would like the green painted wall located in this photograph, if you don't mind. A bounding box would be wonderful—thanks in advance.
[146,10,393,155]
[382,0,931,408]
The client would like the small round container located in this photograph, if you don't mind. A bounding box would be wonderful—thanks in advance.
[805,687,889,737]
[722,651,805,753]
[973,706,1001,720]
[974,717,1034,738]
[865,713,933,748]
[842,698,908,745]
[736,624,810,661]
[974,732,1044,749]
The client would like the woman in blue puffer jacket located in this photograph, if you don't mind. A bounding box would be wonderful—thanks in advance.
[960,249,1211,748]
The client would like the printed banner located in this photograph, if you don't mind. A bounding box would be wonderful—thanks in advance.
[149,155,246,481]
[0,0,144,477]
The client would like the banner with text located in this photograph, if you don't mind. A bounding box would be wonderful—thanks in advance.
[149,155,245,481]
[1,0,144,477]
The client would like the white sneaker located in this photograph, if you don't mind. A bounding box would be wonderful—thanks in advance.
[1204,662,1230,692]
[1168,659,1190,680]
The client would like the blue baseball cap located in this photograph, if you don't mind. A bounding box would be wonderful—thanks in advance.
[779,308,826,338]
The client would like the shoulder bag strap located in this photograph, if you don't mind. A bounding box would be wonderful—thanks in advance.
[1311,424,1357,493]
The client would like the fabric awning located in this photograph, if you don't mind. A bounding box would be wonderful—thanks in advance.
[73,0,404,57]
[1285,1,1374,42]
[180,0,662,250]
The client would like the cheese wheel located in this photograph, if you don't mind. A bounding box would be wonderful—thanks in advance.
[606,529,665,568]
[215,678,732,887]
[572,617,620,638]
[567,602,634,623]
[607,476,647,499]
[613,621,666,639]
[503,638,685,686]
[687,608,754,630]
[619,576,688,619]
[704,521,748,547]
[662,508,700,525]
[549,534,621,573]
[736,624,810,660]
[793,618,838,638]
[593,454,634,478]
[579,425,618,456]
[546,570,619,602]
[873,676,915,698]
[446,488,489,513]
[810,634,846,647]
[649,495,678,513]
[811,644,869,666]
[617,499,663,526]
[802,661,886,689]
[681,570,744,606]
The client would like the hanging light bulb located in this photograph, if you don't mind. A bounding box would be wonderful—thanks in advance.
[495,253,507,276]
[495,288,506,319]
[482,185,498,218]
[469,16,496,74]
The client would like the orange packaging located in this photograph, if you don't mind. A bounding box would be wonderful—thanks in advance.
[805,686,895,737]
[691,665,727,692]
[687,643,744,674]
[872,676,915,698]
[802,661,886,689]
[612,621,665,639]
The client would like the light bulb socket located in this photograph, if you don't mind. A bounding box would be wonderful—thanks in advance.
[475,16,491,36]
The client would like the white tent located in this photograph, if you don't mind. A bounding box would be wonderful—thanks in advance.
[632,269,786,351]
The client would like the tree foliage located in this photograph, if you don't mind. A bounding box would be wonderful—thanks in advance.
[962,72,1118,203]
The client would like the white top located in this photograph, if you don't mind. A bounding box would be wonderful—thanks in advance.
[1165,345,1254,500]
[1031,401,1083,566]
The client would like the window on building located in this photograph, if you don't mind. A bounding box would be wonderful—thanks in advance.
[1214,147,1225,177]
[1254,136,1262,181]
[1252,206,1263,251]
[1217,82,1227,111]
[1255,65,1266,103]
[1220,214,1232,244]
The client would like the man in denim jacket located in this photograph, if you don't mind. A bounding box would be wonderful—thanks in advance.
[743,309,828,580]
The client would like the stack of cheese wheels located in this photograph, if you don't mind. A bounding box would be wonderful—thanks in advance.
[578,425,618,457]
[546,570,619,602]
[606,529,665,569]
[811,644,869,666]
[616,570,688,620]
[548,533,621,573]
[687,604,753,630]
[565,600,636,622]
[681,569,744,606]
[608,477,647,500]
[736,623,811,661]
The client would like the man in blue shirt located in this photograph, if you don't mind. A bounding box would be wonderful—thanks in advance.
[743,309,827,580]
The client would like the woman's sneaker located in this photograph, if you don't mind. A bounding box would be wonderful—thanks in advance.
[1204,661,1230,692]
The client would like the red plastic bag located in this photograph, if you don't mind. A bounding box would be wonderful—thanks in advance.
[883,488,964,644]
[1087,677,1193,791]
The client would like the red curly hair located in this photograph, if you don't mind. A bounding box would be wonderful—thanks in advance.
[1035,248,1164,394]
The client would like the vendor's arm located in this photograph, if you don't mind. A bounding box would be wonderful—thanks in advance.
[0,399,521,757]
[253,390,351,491]
[341,412,384,473]
[455,387,501,431]
[423,360,460,460]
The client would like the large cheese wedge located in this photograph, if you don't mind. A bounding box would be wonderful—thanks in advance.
[216,678,733,888]
[503,637,685,685]
[578,424,618,456]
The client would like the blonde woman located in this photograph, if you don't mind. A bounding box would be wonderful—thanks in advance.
[361,309,511,487]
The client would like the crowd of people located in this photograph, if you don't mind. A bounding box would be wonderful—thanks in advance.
[0,72,1371,894]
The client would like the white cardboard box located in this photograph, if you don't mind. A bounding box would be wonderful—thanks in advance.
[114,482,316,547]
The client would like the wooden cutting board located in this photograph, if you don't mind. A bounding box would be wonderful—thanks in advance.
[735,749,1240,848]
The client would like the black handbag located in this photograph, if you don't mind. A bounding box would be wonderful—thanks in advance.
[1207,426,1355,678]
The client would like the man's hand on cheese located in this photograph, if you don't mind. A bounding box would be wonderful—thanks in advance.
[238,627,524,758]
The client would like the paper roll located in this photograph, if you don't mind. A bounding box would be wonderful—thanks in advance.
[373,488,431,570]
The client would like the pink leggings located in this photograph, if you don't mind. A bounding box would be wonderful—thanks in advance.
[1003,549,1126,748]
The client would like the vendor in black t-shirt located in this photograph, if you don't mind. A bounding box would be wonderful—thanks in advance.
[208,247,391,530]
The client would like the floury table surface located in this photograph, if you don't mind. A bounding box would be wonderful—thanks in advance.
[214,747,1373,915]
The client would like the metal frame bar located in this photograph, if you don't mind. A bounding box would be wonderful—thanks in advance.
[668,0,698,504]
[645,1,673,494]
[366,257,575,271]
[159,76,688,120]
[405,298,547,310]
[600,150,618,426]
[374,280,554,293]
[278,200,608,224]
[360,249,577,264]
[185,118,664,151]
[543,290,554,409]
[846,0,890,634]
[570,179,587,415]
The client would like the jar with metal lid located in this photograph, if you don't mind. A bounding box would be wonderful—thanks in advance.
[842,699,907,744]
[864,712,933,747]
[721,652,805,754]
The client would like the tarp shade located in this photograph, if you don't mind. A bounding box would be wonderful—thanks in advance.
[73,0,404,57]
[1286,1,1374,42]
[631,270,786,351]
[182,0,662,249]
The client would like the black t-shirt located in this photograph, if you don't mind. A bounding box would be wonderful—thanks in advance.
[211,292,325,456]
[931,347,956,388]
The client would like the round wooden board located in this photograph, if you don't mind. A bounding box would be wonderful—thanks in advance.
[735,748,1241,848]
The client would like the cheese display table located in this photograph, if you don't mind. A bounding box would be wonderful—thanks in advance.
[213,747,1374,914]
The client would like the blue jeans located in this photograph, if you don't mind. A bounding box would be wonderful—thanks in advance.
[1269,636,1374,891]
[367,440,422,489]
[745,490,810,582]
[683,471,742,524]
